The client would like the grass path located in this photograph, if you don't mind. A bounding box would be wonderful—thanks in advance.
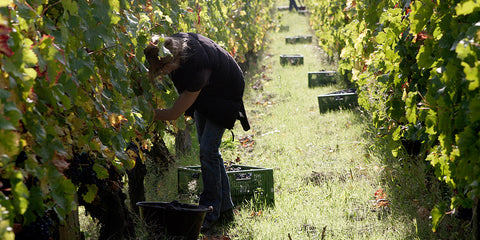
[218,4,407,239]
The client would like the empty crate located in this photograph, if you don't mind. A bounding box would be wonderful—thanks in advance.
[178,165,275,205]
[317,89,358,113]
[280,54,304,66]
[308,71,338,87]
[285,35,313,44]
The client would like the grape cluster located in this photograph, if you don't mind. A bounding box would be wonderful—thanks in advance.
[65,153,97,186]
[17,214,54,240]
[64,152,105,203]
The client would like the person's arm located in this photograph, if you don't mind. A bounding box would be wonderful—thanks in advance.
[154,90,200,121]
[154,68,211,121]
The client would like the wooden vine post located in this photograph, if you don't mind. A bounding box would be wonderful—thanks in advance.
[59,194,81,240]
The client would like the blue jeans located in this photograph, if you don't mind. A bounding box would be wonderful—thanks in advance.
[195,111,234,223]
[289,0,298,10]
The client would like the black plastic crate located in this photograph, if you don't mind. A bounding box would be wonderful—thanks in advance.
[308,71,338,87]
[317,89,358,113]
[280,54,304,66]
[285,35,313,44]
[178,165,274,205]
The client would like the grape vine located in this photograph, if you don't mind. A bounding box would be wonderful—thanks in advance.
[0,0,274,238]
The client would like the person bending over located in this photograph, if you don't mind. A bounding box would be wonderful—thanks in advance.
[144,32,250,232]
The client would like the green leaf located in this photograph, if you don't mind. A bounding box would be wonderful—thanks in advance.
[431,203,446,232]
[417,43,435,69]
[20,47,38,67]
[23,68,37,82]
[0,89,10,100]
[93,163,109,180]
[49,171,76,221]
[469,96,480,122]
[455,0,480,15]
[61,0,78,16]
[455,39,474,60]
[10,171,29,215]
[461,61,480,91]
[82,184,98,204]
[0,116,15,130]
[405,91,418,123]
[410,0,434,34]
[4,101,22,125]
[0,131,20,157]
[108,0,121,24]
[425,109,437,135]
[375,31,387,44]
[392,125,403,141]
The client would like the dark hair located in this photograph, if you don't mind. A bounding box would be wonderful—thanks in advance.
[165,37,188,59]
[144,35,188,79]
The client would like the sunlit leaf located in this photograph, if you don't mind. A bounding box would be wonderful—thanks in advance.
[455,0,480,15]
[10,171,29,215]
[431,203,446,232]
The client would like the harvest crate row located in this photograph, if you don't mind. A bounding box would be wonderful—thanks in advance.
[279,33,358,113]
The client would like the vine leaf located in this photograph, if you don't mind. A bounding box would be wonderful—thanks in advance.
[10,171,29,215]
[410,0,434,34]
[82,184,98,204]
[462,61,480,90]
[431,203,446,232]
[455,0,480,16]
[93,163,109,180]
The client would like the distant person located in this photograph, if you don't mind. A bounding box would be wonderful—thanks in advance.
[289,0,299,11]
[144,32,250,232]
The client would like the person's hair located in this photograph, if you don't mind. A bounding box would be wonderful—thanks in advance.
[159,36,188,65]
[163,37,188,62]
[144,35,189,80]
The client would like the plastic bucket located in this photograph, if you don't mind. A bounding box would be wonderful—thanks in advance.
[136,201,211,240]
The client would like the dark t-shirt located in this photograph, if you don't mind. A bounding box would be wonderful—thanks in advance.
[170,32,249,130]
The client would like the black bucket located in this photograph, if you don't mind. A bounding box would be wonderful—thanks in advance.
[136,201,211,240]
